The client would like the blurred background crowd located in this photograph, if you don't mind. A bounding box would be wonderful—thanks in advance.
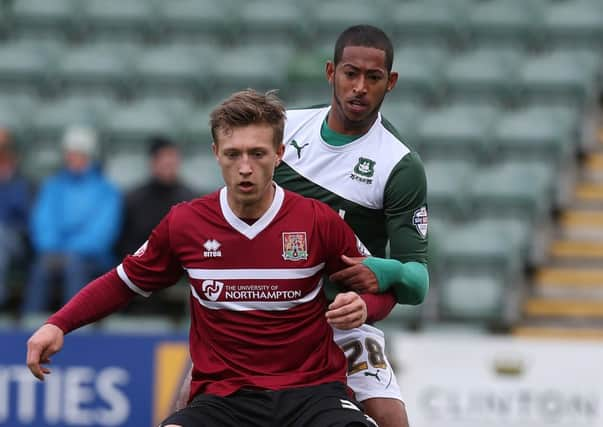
[1,0,603,338]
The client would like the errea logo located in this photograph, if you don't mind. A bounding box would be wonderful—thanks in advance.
[203,239,222,257]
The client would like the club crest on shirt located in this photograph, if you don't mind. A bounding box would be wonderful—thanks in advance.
[350,157,376,184]
[412,206,428,238]
[282,232,308,261]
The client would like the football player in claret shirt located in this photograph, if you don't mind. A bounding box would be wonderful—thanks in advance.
[26,89,400,427]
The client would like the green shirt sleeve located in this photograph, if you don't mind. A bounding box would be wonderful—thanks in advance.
[362,257,429,305]
[384,151,428,264]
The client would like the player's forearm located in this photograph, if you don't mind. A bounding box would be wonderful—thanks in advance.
[47,269,136,334]
[362,291,396,323]
[362,258,429,305]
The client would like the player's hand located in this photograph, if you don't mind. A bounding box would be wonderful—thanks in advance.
[26,323,64,381]
[329,255,379,294]
[325,291,367,330]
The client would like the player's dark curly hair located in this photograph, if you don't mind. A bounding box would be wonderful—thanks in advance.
[334,25,394,73]
[210,89,285,149]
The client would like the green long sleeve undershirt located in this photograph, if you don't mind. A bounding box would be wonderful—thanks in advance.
[362,258,429,305]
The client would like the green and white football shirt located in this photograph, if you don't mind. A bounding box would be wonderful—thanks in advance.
[275,106,428,264]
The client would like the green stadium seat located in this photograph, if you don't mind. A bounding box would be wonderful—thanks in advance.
[469,160,555,224]
[437,220,522,282]
[307,0,388,45]
[516,49,602,107]
[238,1,309,45]
[0,40,54,92]
[287,44,332,99]
[182,103,215,147]
[390,0,469,45]
[211,43,292,95]
[132,43,216,100]
[380,99,423,150]
[9,0,83,40]
[424,159,474,222]
[443,46,524,105]
[392,44,448,103]
[492,105,579,166]
[466,0,546,48]
[542,0,603,49]
[79,0,160,42]
[416,103,499,161]
[52,42,136,97]
[30,94,112,142]
[180,151,224,195]
[439,273,508,322]
[104,97,184,145]
[156,0,236,42]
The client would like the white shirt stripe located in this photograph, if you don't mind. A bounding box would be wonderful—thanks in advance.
[116,264,152,297]
[186,262,325,280]
[190,278,323,311]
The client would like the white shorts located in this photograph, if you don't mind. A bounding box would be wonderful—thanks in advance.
[333,324,402,402]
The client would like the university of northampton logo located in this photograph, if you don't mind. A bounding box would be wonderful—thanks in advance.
[282,232,308,261]
[351,157,376,184]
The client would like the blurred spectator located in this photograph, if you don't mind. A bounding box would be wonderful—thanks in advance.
[116,136,195,316]
[0,129,31,309]
[21,125,122,315]
[117,136,195,258]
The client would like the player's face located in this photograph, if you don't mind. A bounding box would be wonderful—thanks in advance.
[326,45,398,135]
[213,124,284,218]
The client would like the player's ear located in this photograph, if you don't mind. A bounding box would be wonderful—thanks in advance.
[387,71,398,92]
[211,142,219,160]
[326,61,335,84]
[275,143,285,166]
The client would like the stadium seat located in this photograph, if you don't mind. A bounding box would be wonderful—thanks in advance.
[443,46,524,105]
[210,43,292,96]
[287,44,332,100]
[0,39,54,92]
[238,1,309,45]
[78,0,160,42]
[156,0,236,43]
[492,105,579,166]
[180,151,224,195]
[181,102,215,147]
[390,0,470,45]
[469,160,555,224]
[439,273,508,322]
[30,94,113,142]
[466,0,546,48]
[132,43,216,100]
[306,0,388,45]
[9,0,83,40]
[103,97,185,145]
[437,220,522,283]
[542,0,603,49]
[416,102,499,161]
[424,159,474,222]
[392,44,449,103]
[380,99,424,150]
[516,49,602,108]
[52,42,136,97]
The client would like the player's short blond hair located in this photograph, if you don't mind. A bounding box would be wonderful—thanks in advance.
[210,89,285,150]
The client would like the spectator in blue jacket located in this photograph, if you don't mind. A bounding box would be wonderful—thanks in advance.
[21,125,123,314]
[0,128,31,309]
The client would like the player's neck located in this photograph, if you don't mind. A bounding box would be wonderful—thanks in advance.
[228,182,276,221]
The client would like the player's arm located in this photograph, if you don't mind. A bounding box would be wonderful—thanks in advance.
[26,211,183,381]
[356,152,430,305]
